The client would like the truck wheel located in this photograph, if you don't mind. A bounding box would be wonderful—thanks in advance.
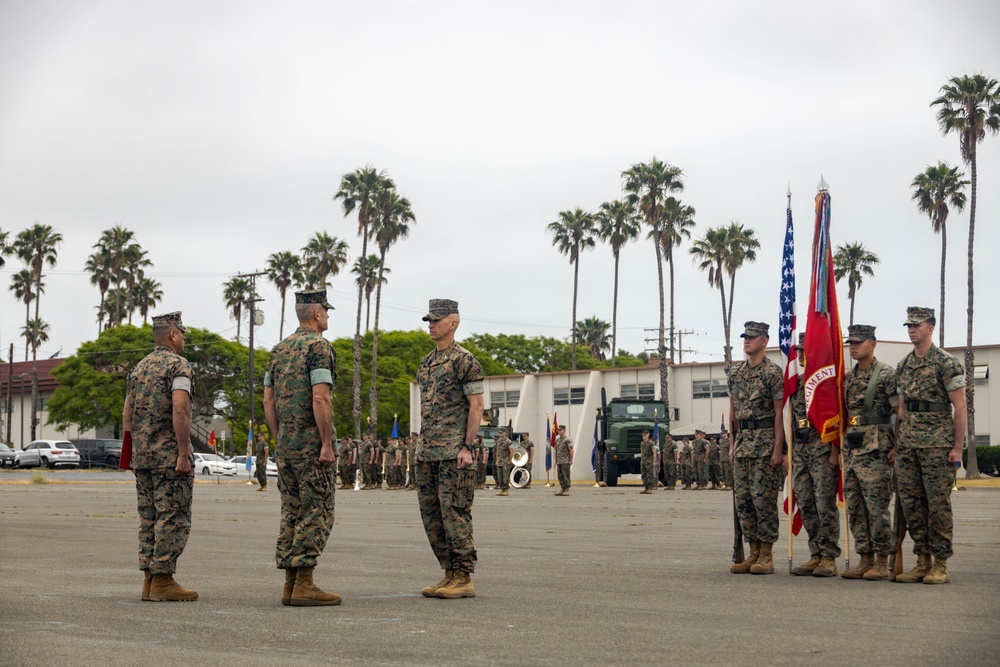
[605,455,619,487]
[106,456,118,468]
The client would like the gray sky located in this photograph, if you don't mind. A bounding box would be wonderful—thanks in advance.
[2,0,999,363]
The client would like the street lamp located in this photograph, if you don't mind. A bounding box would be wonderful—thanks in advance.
[18,373,29,450]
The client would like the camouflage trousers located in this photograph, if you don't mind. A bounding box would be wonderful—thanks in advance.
[708,462,722,486]
[640,460,658,489]
[476,462,486,487]
[662,461,677,487]
[896,447,955,559]
[255,456,268,487]
[557,463,571,491]
[680,463,693,487]
[792,445,842,558]
[694,460,708,486]
[722,459,733,487]
[416,459,477,573]
[135,468,194,575]
[734,457,783,544]
[842,447,893,555]
[276,456,335,569]
[495,463,510,490]
[339,463,356,487]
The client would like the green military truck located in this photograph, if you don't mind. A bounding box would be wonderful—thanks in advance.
[597,391,668,487]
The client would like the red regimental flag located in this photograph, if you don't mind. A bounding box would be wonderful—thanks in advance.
[550,413,558,448]
[803,189,845,445]
[209,429,216,447]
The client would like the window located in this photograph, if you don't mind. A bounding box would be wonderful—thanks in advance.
[692,379,729,399]
[621,383,655,400]
[974,434,991,447]
[974,365,988,386]
[35,397,49,412]
[553,387,585,405]
[489,390,521,408]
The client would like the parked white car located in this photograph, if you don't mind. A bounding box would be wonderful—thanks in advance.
[230,455,278,477]
[192,453,237,476]
[19,440,81,469]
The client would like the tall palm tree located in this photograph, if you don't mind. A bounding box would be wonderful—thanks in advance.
[301,231,350,289]
[103,287,129,328]
[911,162,968,347]
[266,250,303,340]
[722,222,760,351]
[833,242,880,326]
[623,158,684,402]
[335,166,392,437]
[122,244,152,324]
[595,199,641,366]
[132,274,163,325]
[85,246,114,335]
[690,227,732,363]
[12,222,62,327]
[575,316,611,361]
[368,187,415,427]
[94,226,137,326]
[659,197,697,362]
[931,73,1000,479]
[352,254,383,332]
[223,277,252,342]
[0,228,9,268]
[9,269,42,360]
[20,318,49,441]
[547,208,596,370]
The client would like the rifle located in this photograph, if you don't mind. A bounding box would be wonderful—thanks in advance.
[889,485,906,581]
[730,423,744,563]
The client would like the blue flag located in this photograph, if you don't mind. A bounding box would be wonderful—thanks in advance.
[591,418,598,471]
[245,424,253,470]
[653,410,659,444]
[545,416,552,472]
[391,415,399,439]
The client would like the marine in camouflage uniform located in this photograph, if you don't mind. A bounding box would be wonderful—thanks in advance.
[521,434,535,488]
[679,440,693,489]
[408,435,419,489]
[358,435,373,489]
[839,324,897,580]
[123,311,198,601]
[789,333,842,577]
[894,307,966,585]
[554,427,574,495]
[475,436,487,489]
[707,436,723,489]
[416,299,483,599]
[721,432,734,488]
[639,430,659,493]
[493,429,512,495]
[337,437,353,489]
[691,433,709,489]
[728,321,785,575]
[255,433,270,490]
[391,439,404,489]
[263,289,340,606]
[661,436,677,490]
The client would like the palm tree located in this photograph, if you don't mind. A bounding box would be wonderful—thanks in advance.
[21,318,49,441]
[0,228,9,268]
[659,197,697,362]
[911,162,968,347]
[623,158,684,402]
[352,254,383,332]
[833,242,880,326]
[122,244,152,324]
[132,274,163,325]
[9,269,42,361]
[266,250,303,340]
[548,208,597,370]
[575,316,611,361]
[722,222,760,351]
[12,223,62,327]
[94,226,137,326]
[335,166,392,437]
[690,227,731,362]
[301,231,350,289]
[595,199,641,367]
[103,287,129,328]
[223,277,252,342]
[85,246,114,335]
[931,73,1000,479]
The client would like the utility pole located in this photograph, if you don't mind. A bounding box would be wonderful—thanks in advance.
[674,329,694,364]
[236,270,266,451]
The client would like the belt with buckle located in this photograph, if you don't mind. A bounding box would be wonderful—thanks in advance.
[738,418,775,430]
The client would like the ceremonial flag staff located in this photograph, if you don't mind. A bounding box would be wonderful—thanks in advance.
[779,185,801,573]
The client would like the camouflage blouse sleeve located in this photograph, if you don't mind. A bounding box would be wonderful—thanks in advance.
[939,352,965,392]
[454,347,485,396]
[170,356,193,394]
[766,361,783,402]
[306,337,334,387]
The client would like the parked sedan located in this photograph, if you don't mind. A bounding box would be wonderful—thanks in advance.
[230,455,278,477]
[19,440,81,469]
[192,453,237,476]
[0,443,18,467]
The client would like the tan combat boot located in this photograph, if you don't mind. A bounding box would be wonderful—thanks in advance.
[289,567,342,606]
[812,556,837,577]
[148,574,199,601]
[142,570,152,601]
[840,553,874,579]
[730,541,760,574]
[750,542,775,574]
[791,554,821,576]
[894,553,932,583]
[422,569,454,598]
[281,568,297,606]
[863,554,888,581]
[922,557,949,584]
[437,571,475,599]
[497,489,509,497]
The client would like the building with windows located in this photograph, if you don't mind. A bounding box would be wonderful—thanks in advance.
[0,359,99,449]
[409,341,996,483]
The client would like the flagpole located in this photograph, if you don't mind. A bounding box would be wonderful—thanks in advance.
[786,410,794,574]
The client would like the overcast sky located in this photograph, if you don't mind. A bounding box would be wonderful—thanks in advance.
[1,0,999,364]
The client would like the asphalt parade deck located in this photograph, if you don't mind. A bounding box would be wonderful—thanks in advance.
[1,476,998,666]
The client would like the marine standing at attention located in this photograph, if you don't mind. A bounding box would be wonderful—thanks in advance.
[263,289,340,606]
[416,299,484,599]
[554,425,574,496]
[123,311,197,602]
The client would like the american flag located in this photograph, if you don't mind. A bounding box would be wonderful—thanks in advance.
[779,190,802,535]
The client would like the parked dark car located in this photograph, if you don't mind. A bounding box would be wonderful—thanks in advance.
[73,438,124,469]
[0,443,18,467]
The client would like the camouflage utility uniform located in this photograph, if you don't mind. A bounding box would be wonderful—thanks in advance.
[639,436,658,491]
[896,344,964,562]
[679,441,693,488]
[129,345,194,575]
[555,434,574,492]
[255,438,269,488]
[661,437,677,489]
[707,438,723,489]
[692,436,709,488]
[265,326,337,570]
[416,341,484,575]
[521,437,534,488]
[493,434,512,492]
[791,374,842,561]
[728,357,784,546]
